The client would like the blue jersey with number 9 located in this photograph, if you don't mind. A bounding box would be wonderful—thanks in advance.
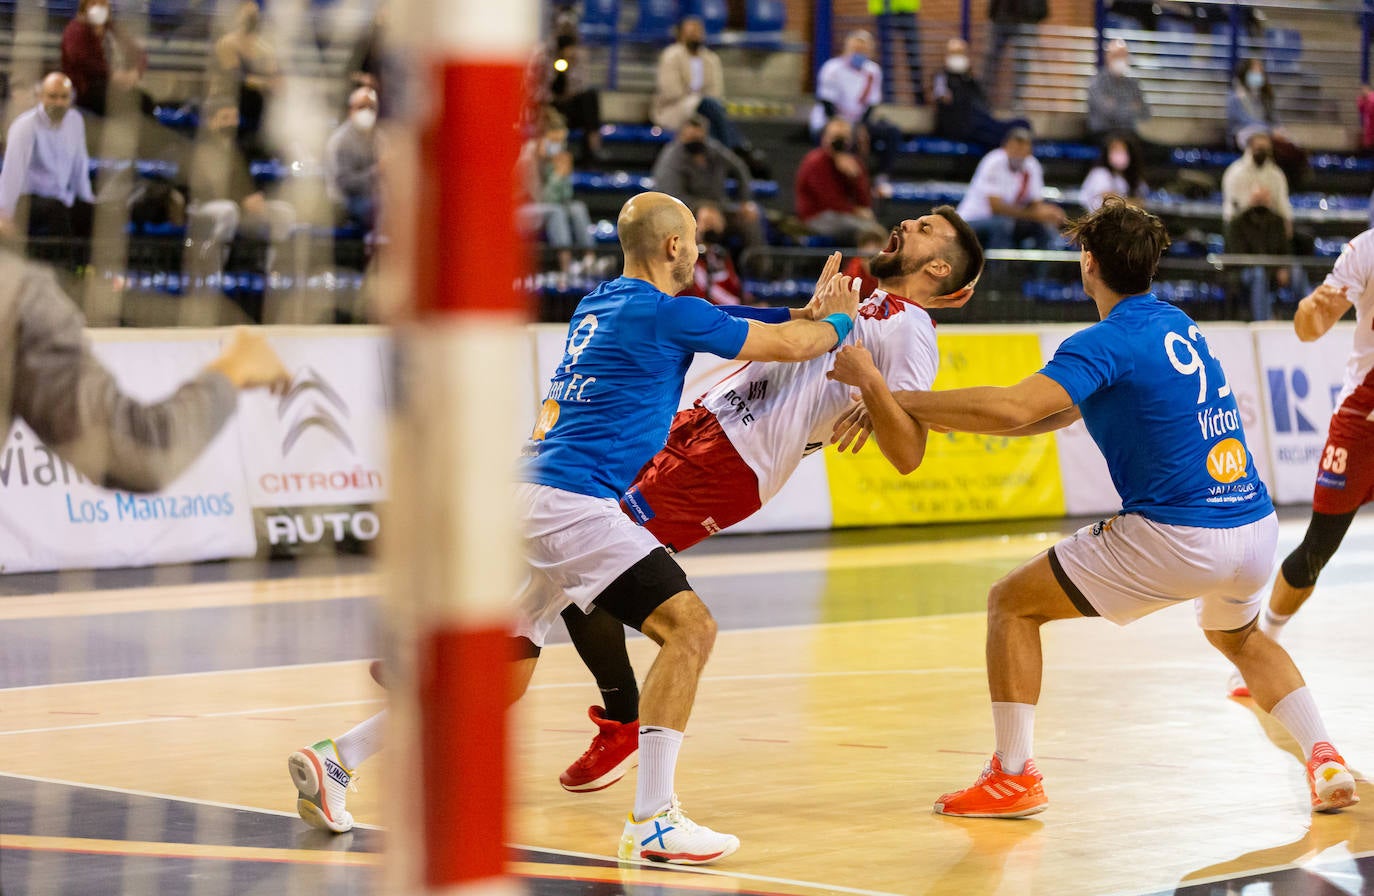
[1039,292,1273,527]
[520,276,751,500]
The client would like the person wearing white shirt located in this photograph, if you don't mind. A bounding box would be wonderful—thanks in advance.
[955,128,1065,250]
[1079,135,1147,213]
[0,73,96,238]
[810,31,901,179]
[1222,127,1306,320]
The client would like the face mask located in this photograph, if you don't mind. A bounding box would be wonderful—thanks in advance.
[1251,149,1270,166]
[684,38,703,52]
[86,4,109,26]
[352,108,377,131]
[829,137,850,153]
[700,228,723,244]
[683,139,707,155]
[1245,70,1265,91]
[1108,149,1130,171]
[849,52,867,68]
[1108,59,1128,77]
[946,54,969,74]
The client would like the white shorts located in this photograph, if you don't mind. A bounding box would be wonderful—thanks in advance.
[1049,511,1278,631]
[513,482,667,648]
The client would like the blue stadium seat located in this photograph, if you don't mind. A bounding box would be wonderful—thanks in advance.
[632,0,680,43]
[681,0,727,36]
[740,0,786,48]
[1265,28,1302,75]
[597,123,672,145]
[579,0,620,44]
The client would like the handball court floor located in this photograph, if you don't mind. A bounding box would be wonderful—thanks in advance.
[1,510,1372,896]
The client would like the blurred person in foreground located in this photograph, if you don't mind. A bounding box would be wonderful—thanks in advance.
[0,248,290,490]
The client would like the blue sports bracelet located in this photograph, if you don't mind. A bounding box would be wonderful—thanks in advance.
[823,313,854,347]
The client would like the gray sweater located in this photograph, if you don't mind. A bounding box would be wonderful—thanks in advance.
[0,251,237,492]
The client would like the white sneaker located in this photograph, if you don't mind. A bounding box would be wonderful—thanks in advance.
[288,739,356,833]
[617,794,739,865]
[1226,668,1251,698]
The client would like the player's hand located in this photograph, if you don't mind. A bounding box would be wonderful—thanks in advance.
[209,327,292,395]
[834,152,864,179]
[814,271,861,322]
[799,251,843,320]
[826,341,880,389]
[1306,283,1350,315]
[830,395,872,453]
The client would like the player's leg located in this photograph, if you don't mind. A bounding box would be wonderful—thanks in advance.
[593,550,739,864]
[934,549,1084,819]
[558,603,641,792]
[1205,624,1357,812]
[1266,509,1359,636]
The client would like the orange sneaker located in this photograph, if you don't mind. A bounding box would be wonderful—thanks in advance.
[1308,742,1359,812]
[934,755,1048,818]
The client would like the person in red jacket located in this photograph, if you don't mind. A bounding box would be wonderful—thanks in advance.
[795,117,884,245]
[61,0,153,120]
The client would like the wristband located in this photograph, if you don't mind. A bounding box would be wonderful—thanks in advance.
[823,312,854,347]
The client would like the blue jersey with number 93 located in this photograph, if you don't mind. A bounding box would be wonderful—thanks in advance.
[1039,293,1273,527]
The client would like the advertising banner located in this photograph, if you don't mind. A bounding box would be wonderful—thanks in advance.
[825,332,1066,526]
[236,331,391,552]
[0,337,256,573]
[1253,323,1355,505]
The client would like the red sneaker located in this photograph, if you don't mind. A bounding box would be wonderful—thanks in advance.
[1308,742,1359,812]
[934,755,1048,818]
[560,706,639,793]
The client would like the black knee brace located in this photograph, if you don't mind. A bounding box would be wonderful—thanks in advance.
[1280,509,1358,589]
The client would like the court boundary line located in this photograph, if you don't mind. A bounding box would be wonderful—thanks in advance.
[1102,843,1374,896]
[0,698,385,737]
[0,657,371,693]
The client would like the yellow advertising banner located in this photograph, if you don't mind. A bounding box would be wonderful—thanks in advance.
[826,332,1066,526]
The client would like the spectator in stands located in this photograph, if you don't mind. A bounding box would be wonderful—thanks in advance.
[527,9,604,163]
[211,0,282,158]
[842,228,887,299]
[516,108,595,277]
[1079,134,1147,213]
[651,16,768,177]
[1223,126,1307,321]
[794,117,884,245]
[679,202,752,306]
[933,38,1029,146]
[61,0,154,121]
[325,88,381,233]
[651,115,765,258]
[0,74,95,239]
[984,0,1047,106]
[1227,58,1307,190]
[185,97,295,275]
[868,0,924,104]
[956,126,1064,250]
[810,30,901,182]
[1085,39,1149,144]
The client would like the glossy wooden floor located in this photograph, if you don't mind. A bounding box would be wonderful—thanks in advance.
[2,515,1372,896]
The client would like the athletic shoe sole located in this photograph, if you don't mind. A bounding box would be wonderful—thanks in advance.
[933,801,1048,819]
[561,753,638,793]
[620,840,740,865]
[288,750,350,833]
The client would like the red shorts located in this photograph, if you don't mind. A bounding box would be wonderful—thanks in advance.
[620,406,762,553]
[1313,407,1374,515]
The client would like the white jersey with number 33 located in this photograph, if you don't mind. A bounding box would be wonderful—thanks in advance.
[699,289,940,503]
[1323,228,1374,416]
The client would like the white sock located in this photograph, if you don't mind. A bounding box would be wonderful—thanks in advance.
[1259,607,1292,641]
[991,702,1036,774]
[634,726,684,821]
[1269,687,1331,759]
[334,711,387,770]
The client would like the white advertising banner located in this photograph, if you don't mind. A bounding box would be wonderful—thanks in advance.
[1038,322,1267,517]
[1253,323,1355,505]
[236,330,391,550]
[0,337,256,573]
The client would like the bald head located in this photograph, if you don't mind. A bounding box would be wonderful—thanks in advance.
[618,192,693,262]
[39,72,74,123]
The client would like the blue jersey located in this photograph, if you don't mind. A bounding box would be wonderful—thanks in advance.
[521,277,751,499]
[1039,293,1273,527]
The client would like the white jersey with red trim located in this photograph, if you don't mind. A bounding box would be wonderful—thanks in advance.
[700,288,940,503]
[1322,228,1374,416]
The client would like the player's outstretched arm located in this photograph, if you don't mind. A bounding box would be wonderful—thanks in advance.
[825,343,925,473]
[11,266,291,493]
[884,374,1073,436]
[1293,283,1351,343]
[734,271,860,362]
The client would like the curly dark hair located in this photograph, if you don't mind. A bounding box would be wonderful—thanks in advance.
[1062,196,1171,296]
